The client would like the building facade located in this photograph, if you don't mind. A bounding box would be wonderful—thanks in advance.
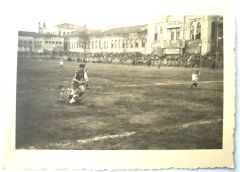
[148,15,223,55]
[18,31,64,54]
[18,16,223,57]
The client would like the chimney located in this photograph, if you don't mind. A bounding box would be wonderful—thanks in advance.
[38,22,42,33]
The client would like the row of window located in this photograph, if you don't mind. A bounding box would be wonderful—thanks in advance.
[91,39,146,49]
[154,22,202,41]
[170,28,181,40]
[18,40,63,47]
[67,41,85,49]
[154,28,181,41]
[35,41,42,44]
[18,45,32,48]
[67,39,146,50]
[45,31,70,36]
[45,41,62,44]
[18,40,32,45]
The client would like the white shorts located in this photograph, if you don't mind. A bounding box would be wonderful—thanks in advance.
[192,74,199,81]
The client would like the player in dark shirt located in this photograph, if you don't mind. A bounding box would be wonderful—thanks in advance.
[70,63,89,103]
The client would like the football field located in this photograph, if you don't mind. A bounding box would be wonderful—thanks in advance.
[16,59,223,149]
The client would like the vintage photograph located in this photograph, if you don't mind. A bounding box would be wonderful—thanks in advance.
[1,0,237,169]
[16,15,224,150]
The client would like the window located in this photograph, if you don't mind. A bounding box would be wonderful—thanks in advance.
[190,21,195,40]
[95,41,98,49]
[99,41,101,49]
[87,42,90,49]
[45,41,48,44]
[171,31,175,40]
[135,40,138,48]
[142,39,146,48]
[111,40,114,48]
[18,40,23,47]
[196,22,201,39]
[122,42,125,48]
[218,23,223,38]
[176,28,180,40]
[52,41,55,44]
[59,41,62,44]
[103,41,106,49]
[130,40,133,48]
[126,40,129,48]
[154,33,158,41]
[104,41,107,49]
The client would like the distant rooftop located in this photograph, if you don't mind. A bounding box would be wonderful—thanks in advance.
[94,24,148,36]
[55,23,84,29]
[18,31,63,38]
[18,31,39,37]
[19,24,148,38]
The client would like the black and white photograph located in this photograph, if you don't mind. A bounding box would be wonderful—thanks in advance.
[16,15,224,150]
[1,0,236,170]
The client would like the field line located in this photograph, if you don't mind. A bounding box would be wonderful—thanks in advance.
[115,80,223,87]
[154,118,222,133]
[34,132,137,148]
[23,119,222,149]
[76,131,136,144]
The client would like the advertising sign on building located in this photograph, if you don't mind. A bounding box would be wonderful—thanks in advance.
[164,48,181,54]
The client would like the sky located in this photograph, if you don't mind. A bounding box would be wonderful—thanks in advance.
[14,0,155,31]
[2,0,235,32]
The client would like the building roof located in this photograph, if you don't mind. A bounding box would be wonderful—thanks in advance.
[92,24,147,36]
[18,31,40,37]
[55,23,83,29]
[18,31,64,38]
[68,29,100,37]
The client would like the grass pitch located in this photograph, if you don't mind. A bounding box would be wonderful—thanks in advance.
[16,59,223,149]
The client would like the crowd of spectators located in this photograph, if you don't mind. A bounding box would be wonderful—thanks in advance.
[62,51,223,69]
[18,51,223,69]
